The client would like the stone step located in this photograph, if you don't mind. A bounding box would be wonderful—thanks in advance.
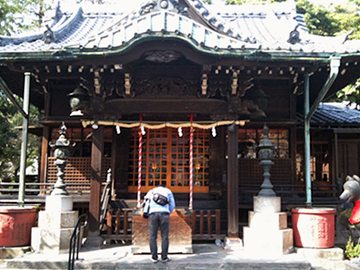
[1,244,313,270]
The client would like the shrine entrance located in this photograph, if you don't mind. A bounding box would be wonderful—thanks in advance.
[127,127,210,194]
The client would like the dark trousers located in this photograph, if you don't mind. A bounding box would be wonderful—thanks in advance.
[148,212,170,260]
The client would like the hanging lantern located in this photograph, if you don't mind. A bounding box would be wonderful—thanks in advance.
[68,84,88,116]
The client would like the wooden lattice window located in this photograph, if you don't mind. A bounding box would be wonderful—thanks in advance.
[50,127,113,157]
[239,158,292,186]
[238,128,289,159]
[128,127,210,193]
[46,157,111,190]
[296,143,330,183]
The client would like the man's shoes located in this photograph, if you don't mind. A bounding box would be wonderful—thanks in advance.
[150,258,158,263]
[162,257,171,263]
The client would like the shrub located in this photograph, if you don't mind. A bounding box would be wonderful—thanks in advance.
[345,237,360,259]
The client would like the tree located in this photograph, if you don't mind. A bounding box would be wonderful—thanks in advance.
[0,0,50,36]
[0,94,20,180]
[0,0,23,35]
[20,0,50,32]
[0,93,42,182]
[296,0,341,36]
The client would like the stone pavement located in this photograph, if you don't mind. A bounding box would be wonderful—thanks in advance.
[0,243,347,270]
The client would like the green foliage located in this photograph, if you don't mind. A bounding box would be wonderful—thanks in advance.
[345,237,360,259]
[341,208,354,220]
[0,0,50,36]
[0,94,19,180]
[329,79,360,108]
[296,0,340,36]
[0,93,42,182]
[0,0,23,35]
[296,0,360,38]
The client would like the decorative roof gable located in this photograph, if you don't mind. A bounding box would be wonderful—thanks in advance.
[0,0,359,56]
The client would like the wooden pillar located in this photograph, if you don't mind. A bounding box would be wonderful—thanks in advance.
[289,79,297,186]
[87,125,104,246]
[227,123,239,237]
[111,127,130,199]
[209,126,226,196]
[39,126,50,183]
[39,92,51,190]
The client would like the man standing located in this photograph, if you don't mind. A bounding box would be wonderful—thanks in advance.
[143,183,176,263]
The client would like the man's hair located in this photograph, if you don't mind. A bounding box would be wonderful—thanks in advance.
[157,182,166,187]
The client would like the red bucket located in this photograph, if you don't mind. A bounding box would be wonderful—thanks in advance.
[0,206,37,247]
[292,208,336,248]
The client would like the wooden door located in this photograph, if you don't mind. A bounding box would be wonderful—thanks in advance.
[127,127,210,193]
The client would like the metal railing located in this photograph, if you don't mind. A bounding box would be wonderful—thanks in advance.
[68,214,88,270]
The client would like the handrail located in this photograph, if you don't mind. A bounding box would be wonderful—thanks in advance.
[68,214,88,270]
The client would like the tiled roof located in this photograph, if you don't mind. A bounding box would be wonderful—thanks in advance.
[298,102,360,127]
[0,6,124,52]
[0,0,359,56]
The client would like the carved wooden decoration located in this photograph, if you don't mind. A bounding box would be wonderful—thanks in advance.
[124,73,132,96]
[201,74,208,96]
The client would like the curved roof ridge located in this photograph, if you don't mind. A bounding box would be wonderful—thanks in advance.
[71,9,247,51]
[51,7,84,43]
[0,7,84,46]
[186,0,243,40]
[0,33,43,47]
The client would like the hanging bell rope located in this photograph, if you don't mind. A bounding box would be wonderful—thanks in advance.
[189,114,194,210]
[137,114,144,209]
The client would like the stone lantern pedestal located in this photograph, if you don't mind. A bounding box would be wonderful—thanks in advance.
[243,125,293,257]
[31,196,78,254]
[243,196,293,257]
[31,123,79,254]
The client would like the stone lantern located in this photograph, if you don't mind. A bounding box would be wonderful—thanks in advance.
[49,122,71,196]
[243,124,293,256]
[258,124,276,197]
[32,122,78,254]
